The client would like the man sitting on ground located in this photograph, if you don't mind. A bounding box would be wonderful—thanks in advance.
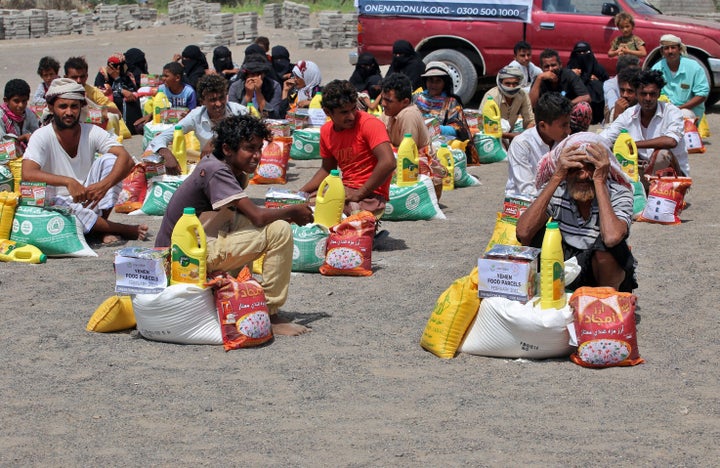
[480,66,535,142]
[300,79,395,219]
[605,66,640,124]
[21,78,148,246]
[603,55,639,123]
[516,133,636,292]
[506,92,571,197]
[600,69,688,178]
[155,115,313,335]
[147,74,247,175]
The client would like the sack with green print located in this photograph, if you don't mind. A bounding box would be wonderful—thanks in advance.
[289,128,321,160]
[473,132,507,164]
[384,175,446,221]
[137,175,185,216]
[291,223,329,273]
[10,205,96,257]
[451,149,481,187]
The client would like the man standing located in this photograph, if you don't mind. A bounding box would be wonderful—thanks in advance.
[516,133,636,292]
[22,78,148,245]
[651,34,709,119]
[300,79,395,219]
[600,70,688,177]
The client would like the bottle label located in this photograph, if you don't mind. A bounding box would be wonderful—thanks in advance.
[171,244,200,283]
[615,153,637,179]
[483,115,499,135]
[402,158,418,182]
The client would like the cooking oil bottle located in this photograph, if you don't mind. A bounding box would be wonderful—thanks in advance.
[314,169,345,228]
[170,207,207,287]
[153,91,171,124]
[171,125,187,174]
[436,143,455,191]
[613,129,638,182]
[482,95,502,139]
[0,190,18,239]
[540,220,566,310]
[0,239,47,264]
[396,133,419,187]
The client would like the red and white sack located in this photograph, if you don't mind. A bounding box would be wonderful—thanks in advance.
[115,163,148,213]
[683,117,705,154]
[206,267,273,351]
[568,287,643,368]
[320,210,375,277]
[638,169,692,225]
[250,136,291,185]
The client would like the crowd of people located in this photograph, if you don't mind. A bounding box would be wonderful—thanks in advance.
[1,12,707,333]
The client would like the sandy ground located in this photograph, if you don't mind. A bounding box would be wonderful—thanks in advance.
[1,22,719,466]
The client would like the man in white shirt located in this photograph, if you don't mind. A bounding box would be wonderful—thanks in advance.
[508,41,542,94]
[603,55,639,123]
[22,78,148,245]
[506,92,572,197]
[147,74,247,174]
[600,69,688,178]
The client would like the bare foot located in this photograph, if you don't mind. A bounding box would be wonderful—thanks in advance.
[101,234,126,247]
[270,314,311,336]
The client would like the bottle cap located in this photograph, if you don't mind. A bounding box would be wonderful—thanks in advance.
[39,253,47,263]
[547,221,558,229]
[440,143,448,148]
[330,169,340,176]
[404,133,412,138]
[174,125,182,130]
[620,128,628,133]
[183,207,196,215]
[487,96,494,100]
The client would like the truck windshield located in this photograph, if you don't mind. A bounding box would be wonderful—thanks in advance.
[625,0,662,15]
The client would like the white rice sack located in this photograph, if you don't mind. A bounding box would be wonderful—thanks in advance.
[384,175,446,221]
[459,294,574,359]
[132,284,222,345]
[10,205,96,257]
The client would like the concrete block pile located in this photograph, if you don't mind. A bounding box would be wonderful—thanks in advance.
[48,10,72,37]
[199,13,234,52]
[262,3,282,29]
[235,12,258,45]
[283,1,310,30]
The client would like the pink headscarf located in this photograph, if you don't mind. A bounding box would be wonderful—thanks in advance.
[535,132,631,190]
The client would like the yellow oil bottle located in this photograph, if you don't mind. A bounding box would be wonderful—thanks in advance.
[436,143,455,191]
[396,133,419,187]
[0,239,47,264]
[314,169,345,228]
[171,125,187,174]
[170,207,207,287]
[613,129,638,182]
[482,95,502,139]
[540,220,566,310]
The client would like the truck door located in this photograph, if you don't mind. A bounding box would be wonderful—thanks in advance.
[527,0,618,65]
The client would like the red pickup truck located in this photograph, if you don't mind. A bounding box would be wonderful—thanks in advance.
[356,0,720,105]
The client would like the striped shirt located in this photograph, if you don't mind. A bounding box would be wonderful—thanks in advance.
[545,179,633,252]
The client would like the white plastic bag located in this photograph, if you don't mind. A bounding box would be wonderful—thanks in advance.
[132,284,222,345]
[459,294,574,359]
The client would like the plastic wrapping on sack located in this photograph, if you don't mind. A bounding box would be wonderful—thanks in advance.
[683,118,706,154]
[420,267,480,359]
[114,164,148,213]
[320,211,375,277]
[0,164,13,192]
[291,223,328,273]
[638,171,692,225]
[10,205,96,257]
[143,122,173,151]
[264,188,308,209]
[136,175,184,216]
[132,284,223,345]
[484,195,532,252]
[289,128,321,160]
[569,287,643,368]
[459,294,574,359]
[206,268,273,351]
[450,148,481,187]
[473,132,507,164]
[250,137,292,185]
[384,175,446,221]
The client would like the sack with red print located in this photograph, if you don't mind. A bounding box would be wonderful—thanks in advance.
[320,210,375,277]
[206,267,273,351]
[638,168,692,225]
[250,137,292,185]
[569,287,644,368]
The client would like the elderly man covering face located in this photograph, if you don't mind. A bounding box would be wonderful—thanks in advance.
[21,78,148,245]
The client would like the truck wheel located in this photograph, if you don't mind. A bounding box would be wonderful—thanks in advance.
[423,49,478,105]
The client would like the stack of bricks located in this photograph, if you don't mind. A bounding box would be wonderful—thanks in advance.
[283,1,310,30]
[235,12,258,45]
[48,10,72,37]
[318,11,342,49]
[29,9,47,38]
[5,12,30,39]
[200,13,234,53]
[97,4,118,31]
[262,3,282,29]
[168,0,220,30]
[341,13,358,48]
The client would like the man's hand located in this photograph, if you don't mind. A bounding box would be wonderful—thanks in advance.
[345,186,368,203]
[159,148,181,175]
[554,144,586,180]
[84,180,112,209]
[67,179,88,204]
[287,204,314,225]
[539,70,558,83]
[586,142,611,183]
[245,76,262,94]
[613,97,630,117]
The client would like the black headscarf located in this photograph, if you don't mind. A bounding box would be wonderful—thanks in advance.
[181,45,209,90]
[244,43,280,82]
[213,46,236,81]
[349,53,382,92]
[386,40,425,90]
[271,45,293,81]
[567,41,609,123]
[124,48,148,85]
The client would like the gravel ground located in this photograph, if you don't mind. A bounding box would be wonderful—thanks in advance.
[0,22,718,466]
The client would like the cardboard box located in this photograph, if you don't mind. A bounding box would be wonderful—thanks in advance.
[114,247,169,295]
[478,244,541,302]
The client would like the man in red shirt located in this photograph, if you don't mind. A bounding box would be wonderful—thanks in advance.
[300,79,396,219]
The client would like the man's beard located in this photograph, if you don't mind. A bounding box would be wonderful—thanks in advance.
[53,112,79,130]
[569,181,595,203]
